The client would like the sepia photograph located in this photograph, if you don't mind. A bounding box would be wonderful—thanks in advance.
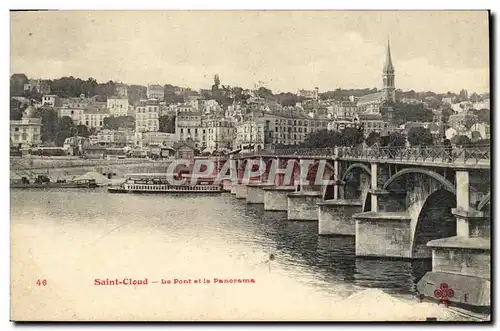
[9,9,491,322]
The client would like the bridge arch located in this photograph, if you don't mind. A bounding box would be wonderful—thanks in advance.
[477,192,491,211]
[341,163,371,182]
[382,168,456,194]
[411,188,457,257]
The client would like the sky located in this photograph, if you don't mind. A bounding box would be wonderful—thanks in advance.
[10,10,490,94]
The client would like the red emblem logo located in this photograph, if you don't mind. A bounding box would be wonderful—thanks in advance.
[434,283,454,306]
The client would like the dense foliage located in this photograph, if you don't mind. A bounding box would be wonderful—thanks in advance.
[386,102,434,125]
[365,131,381,146]
[159,115,176,133]
[407,127,434,146]
[301,127,364,148]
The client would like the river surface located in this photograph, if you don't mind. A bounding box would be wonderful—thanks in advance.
[10,188,467,321]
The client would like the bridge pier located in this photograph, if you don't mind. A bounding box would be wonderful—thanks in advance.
[318,199,362,235]
[221,180,232,192]
[287,191,322,221]
[353,163,414,257]
[417,170,491,308]
[235,183,248,199]
[263,186,295,211]
[246,183,274,204]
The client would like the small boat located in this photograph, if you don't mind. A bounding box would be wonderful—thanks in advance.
[107,173,223,194]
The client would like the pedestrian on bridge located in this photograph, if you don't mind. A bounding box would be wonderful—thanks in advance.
[443,136,452,162]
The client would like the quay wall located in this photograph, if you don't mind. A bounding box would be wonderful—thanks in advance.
[10,157,173,179]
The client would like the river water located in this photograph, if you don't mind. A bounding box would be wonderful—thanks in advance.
[10,188,467,321]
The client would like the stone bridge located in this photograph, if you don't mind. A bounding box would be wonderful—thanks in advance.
[228,144,491,308]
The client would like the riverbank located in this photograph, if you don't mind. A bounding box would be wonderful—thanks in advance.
[10,156,170,170]
[10,156,172,179]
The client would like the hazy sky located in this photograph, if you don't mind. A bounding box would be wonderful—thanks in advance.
[10,10,490,94]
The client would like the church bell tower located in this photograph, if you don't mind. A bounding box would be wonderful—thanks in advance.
[382,39,396,103]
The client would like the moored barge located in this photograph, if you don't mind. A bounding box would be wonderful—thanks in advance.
[108,173,223,194]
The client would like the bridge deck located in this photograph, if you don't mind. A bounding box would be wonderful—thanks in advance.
[232,145,490,170]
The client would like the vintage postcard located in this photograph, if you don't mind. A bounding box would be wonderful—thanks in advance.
[10,10,491,322]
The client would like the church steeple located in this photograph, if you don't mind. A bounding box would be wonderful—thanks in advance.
[383,39,394,73]
[382,39,396,103]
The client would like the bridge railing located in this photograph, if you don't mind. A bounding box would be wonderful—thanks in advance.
[337,144,490,164]
[234,144,490,164]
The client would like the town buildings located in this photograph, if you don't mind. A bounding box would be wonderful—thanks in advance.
[357,113,389,136]
[297,87,319,100]
[63,136,90,155]
[175,104,203,146]
[24,79,51,94]
[107,97,129,117]
[135,100,160,133]
[89,129,135,147]
[10,105,42,149]
[201,116,234,151]
[135,132,177,148]
[12,37,490,155]
[448,112,479,130]
[235,111,330,150]
[115,83,128,98]
[332,101,357,119]
[473,98,490,110]
[147,84,164,100]
[58,104,110,129]
[82,109,109,129]
[42,95,62,107]
[173,138,197,159]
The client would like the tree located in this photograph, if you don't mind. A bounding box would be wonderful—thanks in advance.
[391,102,434,125]
[365,131,380,146]
[35,107,59,143]
[407,127,434,146]
[303,129,342,148]
[451,135,471,147]
[319,88,377,101]
[10,73,29,97]
[340,127,364,147]
[388,131,406,147]
[10,98,25,120]
[76,124,90,137]
[472,108,490,124]
[231,87,244,102]
[256,87,274,100]
[461,114,479,130]
[55,116,75,146]
[440,107,454,123]
[82,78,98,96]
[128,85,147,105]
[426,97,442,109]
[276,93,298,107]
[159,115,176,133]
[94,80,116,100]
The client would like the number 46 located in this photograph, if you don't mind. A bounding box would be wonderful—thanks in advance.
[36,279,47,286]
